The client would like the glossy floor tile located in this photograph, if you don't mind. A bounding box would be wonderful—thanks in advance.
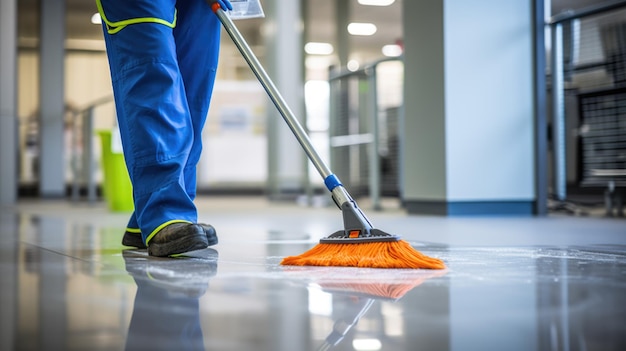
[1,197,625,351]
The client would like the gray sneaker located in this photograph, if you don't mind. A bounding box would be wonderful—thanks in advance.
[122,223,218,249]
[147,223,209,257]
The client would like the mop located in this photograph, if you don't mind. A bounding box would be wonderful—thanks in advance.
[211,2,445,269]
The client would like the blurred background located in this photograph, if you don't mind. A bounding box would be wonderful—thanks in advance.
[1,0,625,218]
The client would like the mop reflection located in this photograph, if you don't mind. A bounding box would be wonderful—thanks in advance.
[284,266,447,350]
[122,249,219,351]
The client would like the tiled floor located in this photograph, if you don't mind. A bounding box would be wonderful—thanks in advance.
[1,196,625,351]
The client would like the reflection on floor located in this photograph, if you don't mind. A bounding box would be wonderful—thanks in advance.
[1,196,625,351]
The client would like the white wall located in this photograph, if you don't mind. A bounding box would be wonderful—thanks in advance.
[18,51,115,131]
[198,81,268,187]
[444,0,534,201]
[402,0,536,212]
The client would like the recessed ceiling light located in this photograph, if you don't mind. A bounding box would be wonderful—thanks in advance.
[358,0,395,6]
[91,13,102,25]
[304,42,334,55]
[382,44,402,57]
[347,60,360,72]
[347,23,377,36]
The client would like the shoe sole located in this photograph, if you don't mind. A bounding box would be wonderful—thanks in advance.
[148,230,209,257]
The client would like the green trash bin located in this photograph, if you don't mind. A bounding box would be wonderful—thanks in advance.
[97,130,134,212]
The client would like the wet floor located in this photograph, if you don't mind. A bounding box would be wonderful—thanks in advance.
[1,197,625,351]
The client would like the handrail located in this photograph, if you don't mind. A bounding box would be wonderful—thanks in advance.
[75,95,114,115]
[70,95,115,203]
[328,57,403,210]
[549,0,626,24]
[329,56,402,81]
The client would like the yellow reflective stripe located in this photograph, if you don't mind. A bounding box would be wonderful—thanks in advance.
[95,0,177,34]
[144,219,192,245]
[106,16,177,35]
[125,227,141,234]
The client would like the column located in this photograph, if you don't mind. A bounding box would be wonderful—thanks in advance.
[39,0,66,197]
[335,0,349,68]
[0,0,18,205]
[0,213,18,351]
[264,0,307,199]
[401,0,536,215]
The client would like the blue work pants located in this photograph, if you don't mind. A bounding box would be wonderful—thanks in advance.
[98,0,221,243]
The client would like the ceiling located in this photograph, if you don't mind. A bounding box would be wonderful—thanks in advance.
[17,0,402,63]
[16,0,604,67]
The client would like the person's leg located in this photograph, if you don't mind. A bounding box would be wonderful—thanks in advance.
[98,0,206,253]
[173,0,222,246]
[173,0,221,202]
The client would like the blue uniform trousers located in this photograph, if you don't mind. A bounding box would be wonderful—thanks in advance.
[98,0,221,244]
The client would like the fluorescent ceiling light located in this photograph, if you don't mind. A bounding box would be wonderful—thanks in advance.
[382,44,402,57]
[304,42,334,55]
[305,56,332,70]
[91,13,102,25]
[347,23,377,36]
[358,0,395,6]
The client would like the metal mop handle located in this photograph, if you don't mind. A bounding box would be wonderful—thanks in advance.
[212,5,353,207]
[210,3,405,243]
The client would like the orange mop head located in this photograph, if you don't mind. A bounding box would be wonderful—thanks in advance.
[281,239,445,269]
[280,201,445,269]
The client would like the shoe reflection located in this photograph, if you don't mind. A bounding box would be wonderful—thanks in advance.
[283,266,446,350]
[122,249,219,351]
